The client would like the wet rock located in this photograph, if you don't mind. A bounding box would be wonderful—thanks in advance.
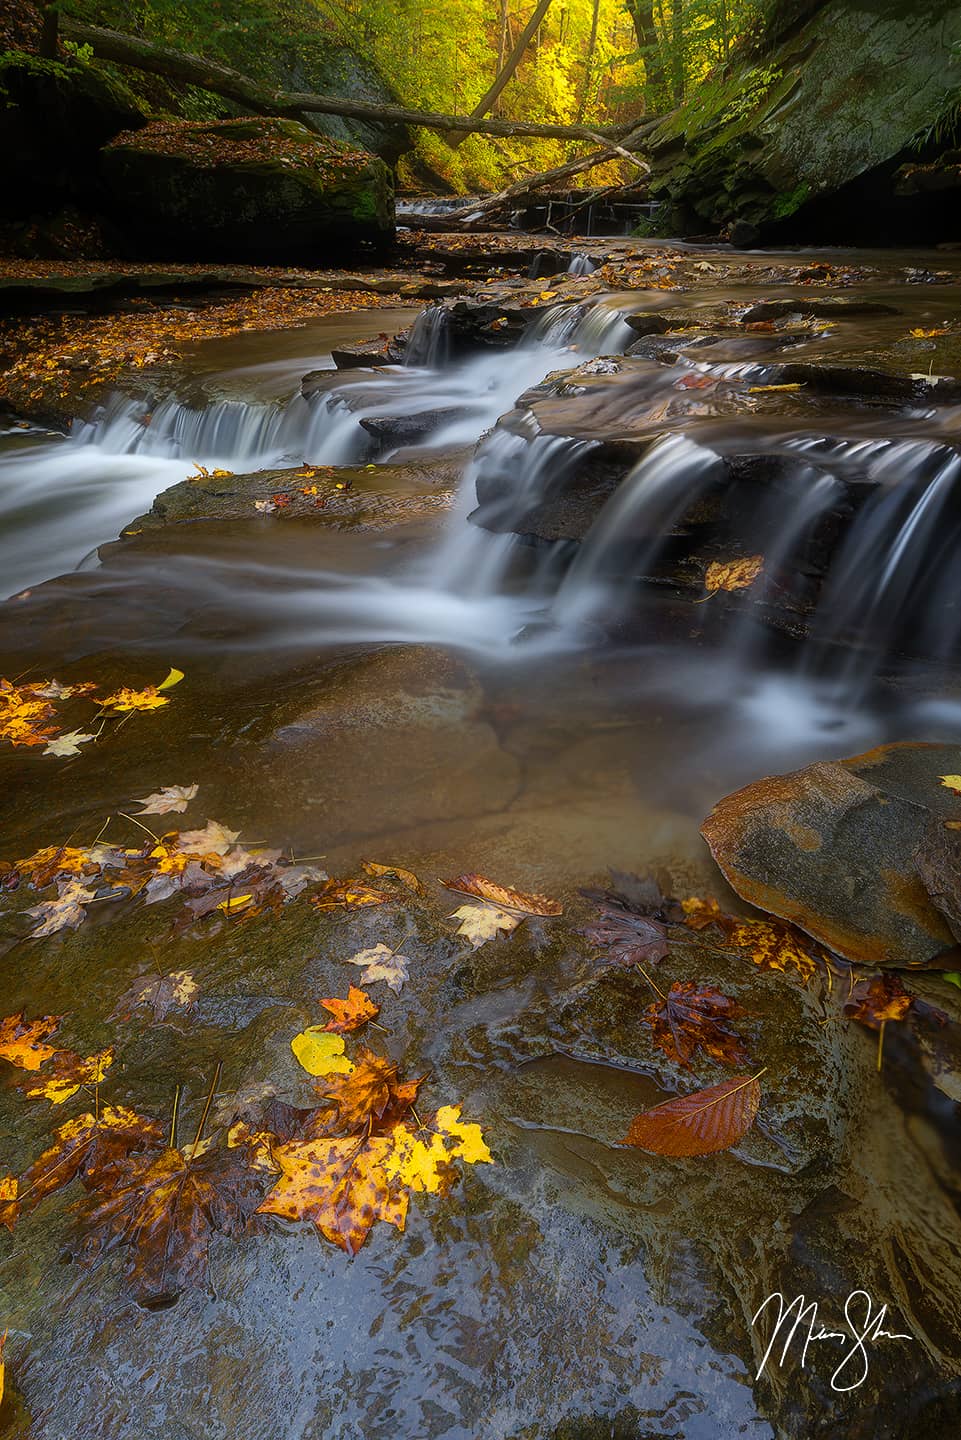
[623,311,671,336]
[102,117,395,264]
[359,407,472,449]
[331,333,409,368]
[701,741,961,967]
[740,297,900,322]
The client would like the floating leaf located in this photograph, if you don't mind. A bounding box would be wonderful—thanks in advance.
[318,1048,421,1135]
[157,668,185,692]
[101,686,169,714]
[703,556,764,595]
[345,943,409,992]
[257,1131,409,1255]
[310,879,391,911]
[643,982,749,1069]
[0,1012,64,1071]
[19,1047,114,1105]
[291,1028,354,1077]
[450,903,521,947]
[681,895,739,937]
[43,730,97,758]
[361,860,424,895]
[320,985,379,1034]
[109,971,198,1025]
[25,879,98,937]
[442,872,562,916]
[622,1073,763,1156]
[940,775,961,796]
[583,892,668,967]
[133,784,199,816]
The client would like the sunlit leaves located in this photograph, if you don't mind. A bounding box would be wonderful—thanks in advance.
[1,669,182,755]
[622,1073,763,1156]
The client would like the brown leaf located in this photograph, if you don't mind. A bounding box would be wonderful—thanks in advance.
[316,1048,421,1136]
[843,974,913,1031]
[582,892,668,966]
[643,982,749,1069]
[681,895,739,938]
[18,1047,114,1105]
[622,1073,763,1156]
[361,860,425,895]
[442,873,562,916]
[257,1131,409,1255]
[309,879,392,911]
[109,970,199,1025]
[320,985,380,1034]
[727,917,819,983]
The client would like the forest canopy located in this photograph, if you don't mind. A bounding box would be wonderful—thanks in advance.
[55,0,764,189]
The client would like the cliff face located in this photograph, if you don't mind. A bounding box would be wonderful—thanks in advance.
[647,0,961,244]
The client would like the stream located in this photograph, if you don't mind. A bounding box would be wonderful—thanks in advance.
[2,243,961,1438]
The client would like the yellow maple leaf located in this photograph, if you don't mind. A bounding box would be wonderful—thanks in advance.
[101,686,170,713]
[940,775,961,795]
[290,1028,354,1076]
[703,556,764,595]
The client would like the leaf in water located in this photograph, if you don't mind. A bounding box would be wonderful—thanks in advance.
[727,918,819,983]
[79,1144,264,1307]
[0,1012,64,1071]
[257,1131,409,1254]
[361,860,424,895]
[643,982,749,1069]
[451,903,521,947]
[681,896,740,937]
[622,1073,763,1156]
[843,974,913,1030]
[14,845,96,887]
[320,985,379,1034]
[442,872,562,916]
[19,1047,114,1105]
[173,820,240,855]
[109,970,199,1024]
[134,784,199,815]
[0,1180,15,1232]
[25,879,98,937]
[101,685,171,713]
[0,1106,163,1230]
[383,1105,493,1193]
[310,879,392,911]
[43,730,97,758]
[0,1327,6,1403]
[345,943,409,992]
[157,668,185,692]
[944,972,961,991]
[940,775,961,796]
[317,1047,422,1135]
[582,892,668,967]
[291,1028,354,1077]
[703,556,764,595]
[28,680,97,700]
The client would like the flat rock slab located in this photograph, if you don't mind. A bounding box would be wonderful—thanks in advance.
[702,741,961,967]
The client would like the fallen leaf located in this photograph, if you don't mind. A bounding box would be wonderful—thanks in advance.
[19,1046,114,1105]
[643,982,749,1068]
[291,1028,355,1076]
[173,820,240,855]
[450,903,520,947]
[843,973,913,1030]
[320,985,379,1033]
[14,845,95,887]
[0,1327,6,1403]
[25,879,98,937]
[317,1048,421,1135]
[133,784,199,815]
[157,668,185,692]
[0,1012,63,1071]
[109,970,199,1024]
[442,872,562,916]
[728,918,818,983]
[703,556,764,595]
[681,896,739,937]
[101,686,170,714]
[583,892,668,966]
[361,859,424,894]
[345,943,410,992]
[310,879,392,911]
[622,1073,763,1156]
[43,730,97,758]
[940,775,961,796]
[257,1131,409,1254]
[383,1104,493,1193]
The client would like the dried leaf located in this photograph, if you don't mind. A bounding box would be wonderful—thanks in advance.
[43,730,97,758]
[100,686,171,714]
[0,1012,63,1071]
[133,784,199,815]
[25,879,98,937]
[643,982,749,1069]
[450,903,521,947]
[843,974,913,1030]
[310,879,392,911]
[728,918,818,983]
[320,985,379,1034]
[442,872,562,916]
[345,943,409,992]
[291,1028,354,1077]
[681,895,739,937]
[622,1073,763,1156]
[361,860,424,894]
[703,556,764,595]
[317,1048,420,1135]
[14,845,95,887]
[173,820,240,855]
[109,971,198,1024]
[583,892,668,967]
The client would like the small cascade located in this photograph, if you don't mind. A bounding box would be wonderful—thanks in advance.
[566,253,597,276]
[405,305,451,368]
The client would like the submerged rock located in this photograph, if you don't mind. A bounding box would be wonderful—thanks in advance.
[101,117,395,263]
[701,742,961,966]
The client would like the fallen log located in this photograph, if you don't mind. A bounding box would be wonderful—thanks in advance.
[61,20,640,145]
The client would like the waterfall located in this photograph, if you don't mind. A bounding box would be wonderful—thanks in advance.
[567,253,597,276]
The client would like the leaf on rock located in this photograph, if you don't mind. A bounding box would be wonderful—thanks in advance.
[14,845,96,888]
[157,668,185,692]
[291,1028,354,1077]
[257,1132,409,1255]
[78,1143,264,1307]
[19,1047,114,1104]
[940,775,961,796]
[442,872,562,916]
[134,784,199,816]
[25,879,99,937]
[109,970,199,1024]
[450,903,521,947]
[703,556,764,595]
[345,943,409,992]
[0,1179,16,1232]
[361,860,424,895]
[681,895,739,937]
[43,730,97,758]
[643,982,749,1069]
[317,1048,421,1135]
[383,1105,493,1194]
[622,1073,763,1156]
[100,686,170,714]
[728,918,819,983]
[310,879,392,911]
[173,820,240,855]
[843,974,914,1031]
[320,985,379,1034]
[582,892,669,967]
[0,1012,64,1071]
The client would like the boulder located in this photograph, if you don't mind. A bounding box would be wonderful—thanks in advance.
[701,742,961,967]
[101,117,395,263]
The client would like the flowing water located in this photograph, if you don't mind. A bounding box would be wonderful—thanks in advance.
[3,249,961,1439]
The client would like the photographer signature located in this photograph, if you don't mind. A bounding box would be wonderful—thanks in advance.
[752,1290,913,1392]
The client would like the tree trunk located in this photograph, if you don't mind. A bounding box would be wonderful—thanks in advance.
[626,0,667,109]
[575,0,601,126]
[671,0,685,104]
[39,4,59,59]
[447,0,555,149]
[60,18,633,145]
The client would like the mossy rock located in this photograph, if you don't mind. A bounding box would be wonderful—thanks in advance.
[101,116,395,263]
